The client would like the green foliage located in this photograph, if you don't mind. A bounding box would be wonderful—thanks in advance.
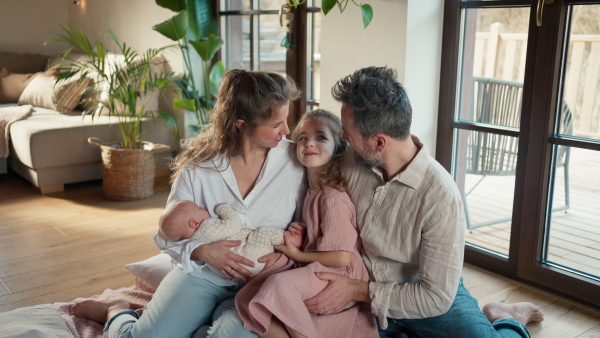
[153,10,188,40]
[153,0,223,131]
[49,22,178,150]
[293,0,373,28]
[361,4,373,28]
[322,0,336,15]
[156,0,186,12]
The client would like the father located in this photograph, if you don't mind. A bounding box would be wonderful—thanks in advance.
[304,66,544,337]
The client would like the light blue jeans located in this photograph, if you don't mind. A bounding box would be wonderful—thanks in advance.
[104,267,258,338]
[377,280,531,338]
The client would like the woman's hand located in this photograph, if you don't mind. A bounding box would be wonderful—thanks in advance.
[192,240,255,281]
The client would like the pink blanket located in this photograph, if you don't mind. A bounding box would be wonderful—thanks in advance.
[53,278,155,338]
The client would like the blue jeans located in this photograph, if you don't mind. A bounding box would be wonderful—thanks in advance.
[377,281,531,338]
[104,267,258,338]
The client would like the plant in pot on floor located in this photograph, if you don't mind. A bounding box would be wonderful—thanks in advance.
[50,22,178,201]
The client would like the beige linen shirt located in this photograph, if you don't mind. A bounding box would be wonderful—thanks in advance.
[343,135,466,329]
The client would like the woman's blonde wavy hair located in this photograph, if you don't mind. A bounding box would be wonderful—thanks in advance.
[291,109,349,192]
[170,69,300,182]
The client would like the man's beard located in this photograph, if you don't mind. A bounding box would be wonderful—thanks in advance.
[354,146,383,170]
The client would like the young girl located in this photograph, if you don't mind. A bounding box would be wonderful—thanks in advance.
[235,109,378,338]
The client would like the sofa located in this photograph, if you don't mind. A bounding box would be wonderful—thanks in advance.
[0,51,179,193]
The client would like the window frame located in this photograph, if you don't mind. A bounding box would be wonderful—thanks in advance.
[437,0,600,308]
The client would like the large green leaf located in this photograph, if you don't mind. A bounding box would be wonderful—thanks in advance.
[322,0,337,15]
[174,98,196,111]
[157,110,180,138]
[361,4,373,28]
[209,61,226,98]
[189,35,223,62]
[156,0,186,12]
[153,11,188,41]
[187,0,219,41]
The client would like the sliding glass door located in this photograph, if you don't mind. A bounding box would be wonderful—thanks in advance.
[438,0,600,307]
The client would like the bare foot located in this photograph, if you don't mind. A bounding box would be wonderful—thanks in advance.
[482,302,544,326]
[71,299,130,324]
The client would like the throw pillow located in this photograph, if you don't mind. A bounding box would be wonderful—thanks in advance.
[0,68,54,103]
[0,51,49,74]
[0,67,8,103]
[124,253,174,290]
[19,74,91,113]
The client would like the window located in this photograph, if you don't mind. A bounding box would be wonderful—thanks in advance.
[218,0,322,125]
[437,0,600,306]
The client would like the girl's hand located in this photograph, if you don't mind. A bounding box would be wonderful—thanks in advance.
[258,252,282,270]
[288,222,307,235]
[192,240,254,281]
[284,231,303,248]
[274,233,301,261]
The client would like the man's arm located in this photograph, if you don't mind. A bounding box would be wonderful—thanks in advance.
[304,273,370,315]
[369,201,465,322]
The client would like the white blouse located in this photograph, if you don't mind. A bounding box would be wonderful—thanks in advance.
[153,139,306,286]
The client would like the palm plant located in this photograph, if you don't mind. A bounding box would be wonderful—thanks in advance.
[153,0,226,132]
[50,22,178,149]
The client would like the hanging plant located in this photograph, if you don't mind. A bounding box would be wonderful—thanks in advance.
[290,0,373,28]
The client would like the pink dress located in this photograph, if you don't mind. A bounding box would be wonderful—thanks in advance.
[235,186,378,338]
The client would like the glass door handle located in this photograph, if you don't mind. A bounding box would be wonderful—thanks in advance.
[537,0,555,27]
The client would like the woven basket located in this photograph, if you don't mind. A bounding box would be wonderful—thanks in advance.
[88,137,170,201]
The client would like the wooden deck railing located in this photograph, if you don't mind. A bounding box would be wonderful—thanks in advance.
[473,23,600,139]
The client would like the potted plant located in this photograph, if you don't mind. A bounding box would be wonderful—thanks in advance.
[50,22,179,201]
[152,0,226,133]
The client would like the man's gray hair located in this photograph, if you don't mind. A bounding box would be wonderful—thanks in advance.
[331,66,411,140]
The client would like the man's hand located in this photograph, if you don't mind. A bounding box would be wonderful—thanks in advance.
[304,272,370,315]
[192,240,254,281]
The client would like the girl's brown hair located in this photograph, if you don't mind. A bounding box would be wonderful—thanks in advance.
[292,109,349,191]
[170,69,300,181]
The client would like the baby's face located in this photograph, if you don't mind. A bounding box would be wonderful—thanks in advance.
[182,205,211,238]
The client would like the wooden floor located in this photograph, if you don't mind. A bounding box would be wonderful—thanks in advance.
[465,147,600,277]
[1,169,599,337]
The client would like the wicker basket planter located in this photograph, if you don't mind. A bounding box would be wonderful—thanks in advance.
[88,137,170,201]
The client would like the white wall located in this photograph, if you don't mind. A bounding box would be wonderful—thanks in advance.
[1,0,444,146]
[70,0,189,138]
[319,0,444,154]
[0,0,181,70]
[0,0,70,55]
[68,0,183,72]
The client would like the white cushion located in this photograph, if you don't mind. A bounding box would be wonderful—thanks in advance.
[124,253,174,290]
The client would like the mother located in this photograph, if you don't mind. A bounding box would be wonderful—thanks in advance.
[71,69,305,337]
